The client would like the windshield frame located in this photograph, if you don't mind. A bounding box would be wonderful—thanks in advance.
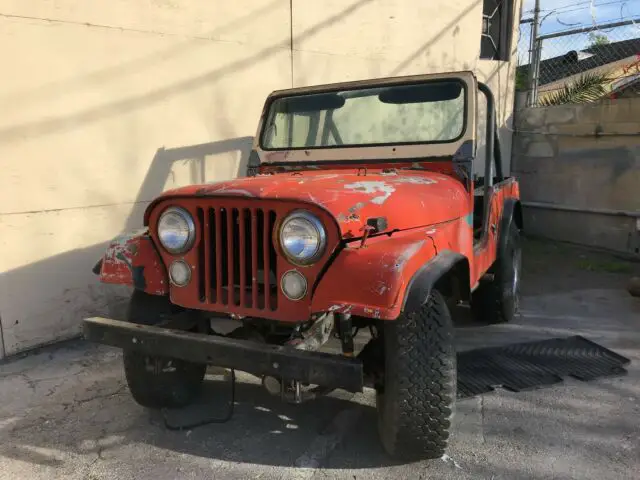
[259,78,468,152]
[253,71,477,165]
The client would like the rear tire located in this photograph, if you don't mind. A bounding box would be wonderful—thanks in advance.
[472,222,521,324]
[377,289,456,460]
[123,291,206,409]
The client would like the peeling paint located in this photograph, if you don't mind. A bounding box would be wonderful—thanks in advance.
[464,213,474,227]
[391,176,437,185]
[344,181,396,205]
[327,304,353,314]
[312,174,340,180]
[373,282,389,295]
[394,241,425,271]
[348,202,366,214]
[363,306,382,319]
[100,231,168,295]
[338,212,360,223]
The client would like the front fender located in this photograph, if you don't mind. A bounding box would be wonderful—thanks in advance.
[311,229,437,320]
[96,229,169,295]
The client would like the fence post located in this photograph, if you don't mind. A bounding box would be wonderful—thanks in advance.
[526,0,541,106]
[530,38,543,106]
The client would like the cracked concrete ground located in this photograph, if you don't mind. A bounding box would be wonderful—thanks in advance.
[1,238,639,480]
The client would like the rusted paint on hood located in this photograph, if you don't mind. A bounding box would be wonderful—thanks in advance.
[154,169,468,238]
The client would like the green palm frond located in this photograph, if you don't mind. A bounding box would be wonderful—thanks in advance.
[539,72,612,106]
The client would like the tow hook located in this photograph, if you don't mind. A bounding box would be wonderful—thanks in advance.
[260,376,303,403]
[262,376,333,404]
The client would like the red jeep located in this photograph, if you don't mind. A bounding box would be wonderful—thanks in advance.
[85,71,522,460]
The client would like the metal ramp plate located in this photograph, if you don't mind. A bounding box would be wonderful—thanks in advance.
[457,335,630,399]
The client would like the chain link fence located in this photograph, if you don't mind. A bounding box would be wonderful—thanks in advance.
[517,19,640,106]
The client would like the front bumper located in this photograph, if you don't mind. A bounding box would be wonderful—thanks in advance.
[83,317,363,392]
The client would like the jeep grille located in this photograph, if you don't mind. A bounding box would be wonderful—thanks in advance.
[195,206,278,311]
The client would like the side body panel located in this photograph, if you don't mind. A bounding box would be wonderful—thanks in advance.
[469,178,520,287]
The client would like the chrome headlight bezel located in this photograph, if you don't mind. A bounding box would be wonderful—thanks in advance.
[278,210,327,266]
[157,206,196,254]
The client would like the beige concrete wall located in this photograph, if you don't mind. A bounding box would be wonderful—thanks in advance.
[0,0,291,357]
[512,98,640,255]
[291,0,522,176]
[0,0,521,357]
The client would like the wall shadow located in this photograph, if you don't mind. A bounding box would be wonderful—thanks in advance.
[124,136,253,229]
[0,136,253,357]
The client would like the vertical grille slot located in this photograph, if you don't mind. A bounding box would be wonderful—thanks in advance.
[268,210,278,310]
[229,208,239,306]
[215,207,224,305]
[240,209,251,307]
[196,207,206,302]
[221,208,231,305]
[251,209,259,309]
[208,208,217,303]
[256,210,265,310]
[198,204,278,312]
[262,210,270,310]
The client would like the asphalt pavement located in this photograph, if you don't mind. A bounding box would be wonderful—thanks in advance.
[1,239,639,479]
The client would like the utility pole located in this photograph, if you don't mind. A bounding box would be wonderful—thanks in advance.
[527,0,541,106]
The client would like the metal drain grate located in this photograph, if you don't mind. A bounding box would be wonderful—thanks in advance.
[457,335,630,399]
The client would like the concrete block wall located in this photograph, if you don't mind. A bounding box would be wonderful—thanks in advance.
[0,0,521,358]
[512,98,640,256]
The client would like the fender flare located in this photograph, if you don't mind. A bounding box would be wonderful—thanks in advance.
[402,250,470,314]
[96,230,169,295]
[498,198,523,259]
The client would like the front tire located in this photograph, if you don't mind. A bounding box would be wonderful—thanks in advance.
[472,222,522,324]
[123,291,206,409]
[377,289,456,460]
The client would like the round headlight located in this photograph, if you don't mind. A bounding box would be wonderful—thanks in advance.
[279,211,327,265]
[157,207,195,254]
[281,270,308,300]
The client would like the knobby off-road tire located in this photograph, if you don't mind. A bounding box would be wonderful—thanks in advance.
[377,289,456,461]
[123,290,206,409]
[472,222,522,324]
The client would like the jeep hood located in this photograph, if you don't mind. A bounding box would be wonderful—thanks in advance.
[154,170,468,239]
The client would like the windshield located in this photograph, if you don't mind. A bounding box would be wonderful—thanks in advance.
[260,79,466,154]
